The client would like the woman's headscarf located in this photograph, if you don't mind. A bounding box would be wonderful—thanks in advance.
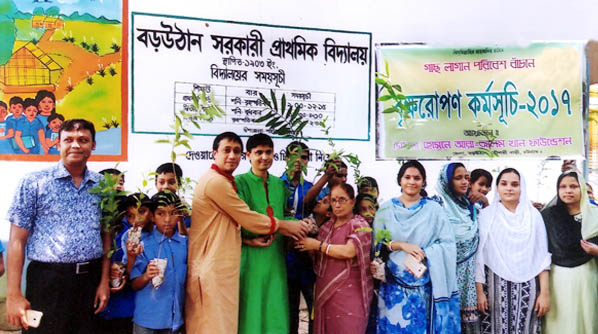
[542,170,598,267]
[542,169,598,240]
[436,163,477,242]
[476,169,551,283]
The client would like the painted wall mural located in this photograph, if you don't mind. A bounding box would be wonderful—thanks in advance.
[0,0,127,161]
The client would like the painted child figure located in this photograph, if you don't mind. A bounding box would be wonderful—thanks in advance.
[45,113,64,155]
[14,98,47,154]
[35,90,56,128]
[130,191,187,334]
[0,101,13,154]
[4,97,23,153]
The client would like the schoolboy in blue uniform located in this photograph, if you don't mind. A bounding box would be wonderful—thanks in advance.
[14,98,46,154]
[45,113,64,155]
[130,191,187,334]
[280,141,316,334]
[0,101,12,154]
[94,173,145,334]
[4,96,23,153]
[155,162,191,231]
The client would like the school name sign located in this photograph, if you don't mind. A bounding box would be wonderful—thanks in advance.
[132,12,371,141]
[375,42,585,159]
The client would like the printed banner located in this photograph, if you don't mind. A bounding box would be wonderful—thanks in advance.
[132,13,371,140]
[376,43,585,159]
[0,0,128,161]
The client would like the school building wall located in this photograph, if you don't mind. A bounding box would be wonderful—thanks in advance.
[2,0,597,244]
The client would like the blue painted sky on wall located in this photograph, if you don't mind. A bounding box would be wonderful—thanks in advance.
[15,0,122,21]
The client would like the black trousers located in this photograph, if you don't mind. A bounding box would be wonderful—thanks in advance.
[26,258,102,334]
[288,277,314,334]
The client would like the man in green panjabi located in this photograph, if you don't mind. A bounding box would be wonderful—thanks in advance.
[235,133,290,334]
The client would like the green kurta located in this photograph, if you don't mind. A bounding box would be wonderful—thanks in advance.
[236,170,290,334]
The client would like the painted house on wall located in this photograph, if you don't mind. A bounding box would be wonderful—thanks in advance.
[31,15,65,29]
[0,42,62,94]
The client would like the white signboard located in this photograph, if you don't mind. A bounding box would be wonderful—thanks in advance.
[132,12,372,140]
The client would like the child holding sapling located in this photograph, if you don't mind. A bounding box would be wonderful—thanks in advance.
[121,193,154,276]
[155,162,190,234]
[130,191,187,334]
[95,175,142,334]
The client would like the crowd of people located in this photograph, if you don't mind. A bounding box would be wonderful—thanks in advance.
[4,118,598,334]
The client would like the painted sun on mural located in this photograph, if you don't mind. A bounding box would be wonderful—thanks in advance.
[0,0,127,161]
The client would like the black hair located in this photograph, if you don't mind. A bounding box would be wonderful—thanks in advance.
[100,168,122,176]
[150,191,183,213]
[118,192,153,212]
[213,131,242,151]
[325,159,348,170]
[9,96,23,106]
[47,113,64,125]
[470,168,493,186]
[59,118,96,142]
[359,176,379,191]
[35,90,56,104]
[22,98,37,111]
[246,133,273,152]
[285,141,308,156]
[100,168,124,183]
[0,101,6,109]
[118,193,153,232]
[354,193,378,214]
[155,162,183,183]
[556,172,580,206]
[447,162,466,195]
[496,167,520,186]
[397,160,428,197]
[331,183,355,199]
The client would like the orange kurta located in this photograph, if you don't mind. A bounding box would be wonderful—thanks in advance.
[185,169,277,334]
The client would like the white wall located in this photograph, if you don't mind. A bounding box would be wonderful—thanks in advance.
[2,0,598,241]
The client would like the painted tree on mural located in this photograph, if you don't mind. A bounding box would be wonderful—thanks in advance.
[0,0,16,65]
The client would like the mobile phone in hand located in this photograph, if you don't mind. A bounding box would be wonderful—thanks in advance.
[25,310,43,328]
[403,254,427,278]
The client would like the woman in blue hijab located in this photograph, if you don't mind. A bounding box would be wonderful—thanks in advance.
[374,160,460,334]
[436,163,479,333]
